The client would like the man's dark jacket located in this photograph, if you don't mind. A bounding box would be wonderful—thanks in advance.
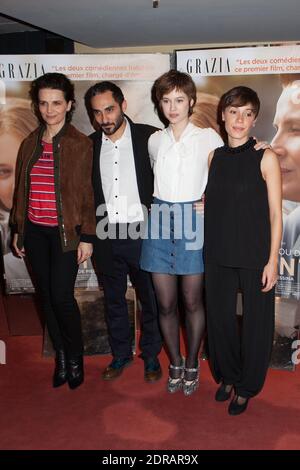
[89,116,158,276]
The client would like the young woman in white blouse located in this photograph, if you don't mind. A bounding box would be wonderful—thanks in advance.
[140,70,223,396]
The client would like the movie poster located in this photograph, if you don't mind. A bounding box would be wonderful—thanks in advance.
[177,45,300,369]
[0,53,170,293]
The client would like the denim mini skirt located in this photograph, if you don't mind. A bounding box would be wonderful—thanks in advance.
[140,198,204,275]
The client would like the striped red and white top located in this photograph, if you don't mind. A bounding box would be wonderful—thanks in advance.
[28,141,58,226]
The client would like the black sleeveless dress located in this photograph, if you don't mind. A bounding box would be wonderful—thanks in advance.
[204,137,270,270]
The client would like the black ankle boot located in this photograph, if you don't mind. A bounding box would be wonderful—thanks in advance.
[53,349,67,388]
[67,356,84,390]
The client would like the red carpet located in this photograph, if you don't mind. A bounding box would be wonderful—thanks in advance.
[1,335,300,450]
[0,293,9,337]
[2,294,43,336]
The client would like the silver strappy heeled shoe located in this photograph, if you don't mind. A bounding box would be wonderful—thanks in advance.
[182,364,199,396]
[167,357,185,393]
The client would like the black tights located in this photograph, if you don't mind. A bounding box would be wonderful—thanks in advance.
[152,273,205,372]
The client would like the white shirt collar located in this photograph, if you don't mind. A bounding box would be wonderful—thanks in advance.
[166,122,198,143]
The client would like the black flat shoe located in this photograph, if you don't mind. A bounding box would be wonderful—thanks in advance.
[53,349,67,388]
[215,383,233,402]
[228,396,249,416]
[67,356,84,390]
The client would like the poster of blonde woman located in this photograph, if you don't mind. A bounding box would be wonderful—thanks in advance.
[0,98,37,292]
[177,45,300,369]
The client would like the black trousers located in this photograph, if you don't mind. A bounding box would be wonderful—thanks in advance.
[24,220,83,357]
[100,237,162,361]
[205,264,275,398]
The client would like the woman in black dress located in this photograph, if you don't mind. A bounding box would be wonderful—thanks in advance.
[205,86,282,415]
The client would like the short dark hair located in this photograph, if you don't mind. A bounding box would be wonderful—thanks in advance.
[219,86,260,117]
[29,73,75,123]
[153,69,196,116]
[84,81,125,112]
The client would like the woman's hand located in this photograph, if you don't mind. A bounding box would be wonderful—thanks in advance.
[193,196,205,215]
[77,242,93,264]
[253,138,272,151]
[261,260,278,292]
[12,233,25,258]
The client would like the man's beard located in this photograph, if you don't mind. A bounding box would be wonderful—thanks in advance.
[101,113,125,136]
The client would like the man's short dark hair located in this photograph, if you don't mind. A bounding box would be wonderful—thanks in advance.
[84,81,125,112]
